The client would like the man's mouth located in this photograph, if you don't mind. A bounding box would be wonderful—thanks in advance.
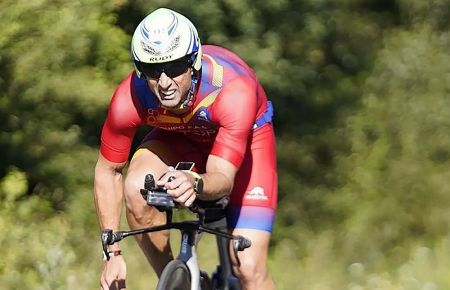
[159,90,176,99]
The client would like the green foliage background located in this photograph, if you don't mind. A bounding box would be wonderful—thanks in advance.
[1,0,450,289]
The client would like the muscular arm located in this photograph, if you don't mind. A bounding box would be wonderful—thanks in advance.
[198,155,237,200]
[94,153,127,250]
[94,72,141,244]
[201,77,257,199]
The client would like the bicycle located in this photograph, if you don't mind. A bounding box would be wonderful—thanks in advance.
[101,173,252,290]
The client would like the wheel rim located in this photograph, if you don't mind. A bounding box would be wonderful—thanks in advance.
[157,260,191,290]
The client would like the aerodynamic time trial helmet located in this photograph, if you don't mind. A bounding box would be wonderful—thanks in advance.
[131,8,202,78]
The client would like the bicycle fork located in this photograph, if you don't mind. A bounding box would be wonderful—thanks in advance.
[177,229,201,290]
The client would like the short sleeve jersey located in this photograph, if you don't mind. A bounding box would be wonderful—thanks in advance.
[100,45,269,168]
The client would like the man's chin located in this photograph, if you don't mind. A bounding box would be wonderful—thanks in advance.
[160,100,181,109]
[160,100,191,114]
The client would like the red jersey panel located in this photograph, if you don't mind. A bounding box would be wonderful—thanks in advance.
[101,45,270,168]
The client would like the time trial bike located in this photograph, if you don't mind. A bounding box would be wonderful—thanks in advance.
[101,173,252,290]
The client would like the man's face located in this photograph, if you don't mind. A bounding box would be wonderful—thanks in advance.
[146,68,192,110]
[140,58,193,111]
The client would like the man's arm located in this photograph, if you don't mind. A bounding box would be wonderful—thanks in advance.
[198,77,257,199]
[94,153,127,250]
[199,154,237,200]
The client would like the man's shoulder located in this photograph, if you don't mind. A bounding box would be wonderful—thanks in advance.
[200,45,256,89]
[202,45,242,62]
[107,71,144,126]
[111,71,154,111]
[203,44,230,54]
[114,71,135,96]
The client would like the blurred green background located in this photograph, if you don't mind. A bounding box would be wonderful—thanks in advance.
[1,0,450,289]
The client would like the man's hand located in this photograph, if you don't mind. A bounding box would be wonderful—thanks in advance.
[156,171,197,207]
[100,255,126,290]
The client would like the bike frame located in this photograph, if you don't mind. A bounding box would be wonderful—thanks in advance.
[178,227,201,289]
[103,208,248,290]
[176,215,244,290]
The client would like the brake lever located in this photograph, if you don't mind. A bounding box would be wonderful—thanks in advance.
[101,229,113,261]
[232,236,252,267]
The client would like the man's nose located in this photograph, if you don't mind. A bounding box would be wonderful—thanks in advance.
[158,72,171,87]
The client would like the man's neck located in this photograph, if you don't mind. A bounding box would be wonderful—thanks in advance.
[161,104,191,115]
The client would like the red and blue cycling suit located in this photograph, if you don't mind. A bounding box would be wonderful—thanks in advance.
[100,45,277,232]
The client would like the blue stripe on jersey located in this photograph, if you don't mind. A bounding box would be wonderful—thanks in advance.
[132,73,159,110]
[212,54,251,77]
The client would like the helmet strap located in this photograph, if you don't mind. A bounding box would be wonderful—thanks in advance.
[178,71,199,110]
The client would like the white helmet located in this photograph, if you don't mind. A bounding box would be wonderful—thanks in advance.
[131,8,202,76]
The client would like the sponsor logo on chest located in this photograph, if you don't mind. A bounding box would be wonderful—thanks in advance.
[145,108,218,138]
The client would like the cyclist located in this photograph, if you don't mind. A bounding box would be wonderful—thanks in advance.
[95,7,277,290]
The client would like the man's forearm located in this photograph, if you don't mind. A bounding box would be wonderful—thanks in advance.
[94,178,123,230]
[94,159,125,249]
[195,154,237,200]
[198,171,234,200]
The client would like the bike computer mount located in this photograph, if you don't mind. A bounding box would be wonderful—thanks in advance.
[140,174,176,211]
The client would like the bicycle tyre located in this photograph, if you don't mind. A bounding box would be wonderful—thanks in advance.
[156,260,191,290]
[200,270,213,290]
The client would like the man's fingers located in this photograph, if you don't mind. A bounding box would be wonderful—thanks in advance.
[173,189,196,206]
[101,270,125,290]
[101,278,126,290]
[100,279,107,290]
[184,193,197,207]
[117,279,126,290]
[100,275,110,290]
[167,181,190,196]
[100,254,126,290]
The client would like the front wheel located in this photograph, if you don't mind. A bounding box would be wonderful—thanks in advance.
[200,270,212,290]
[157,260,191,290]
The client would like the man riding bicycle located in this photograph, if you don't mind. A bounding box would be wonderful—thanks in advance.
[94,8,277,290]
